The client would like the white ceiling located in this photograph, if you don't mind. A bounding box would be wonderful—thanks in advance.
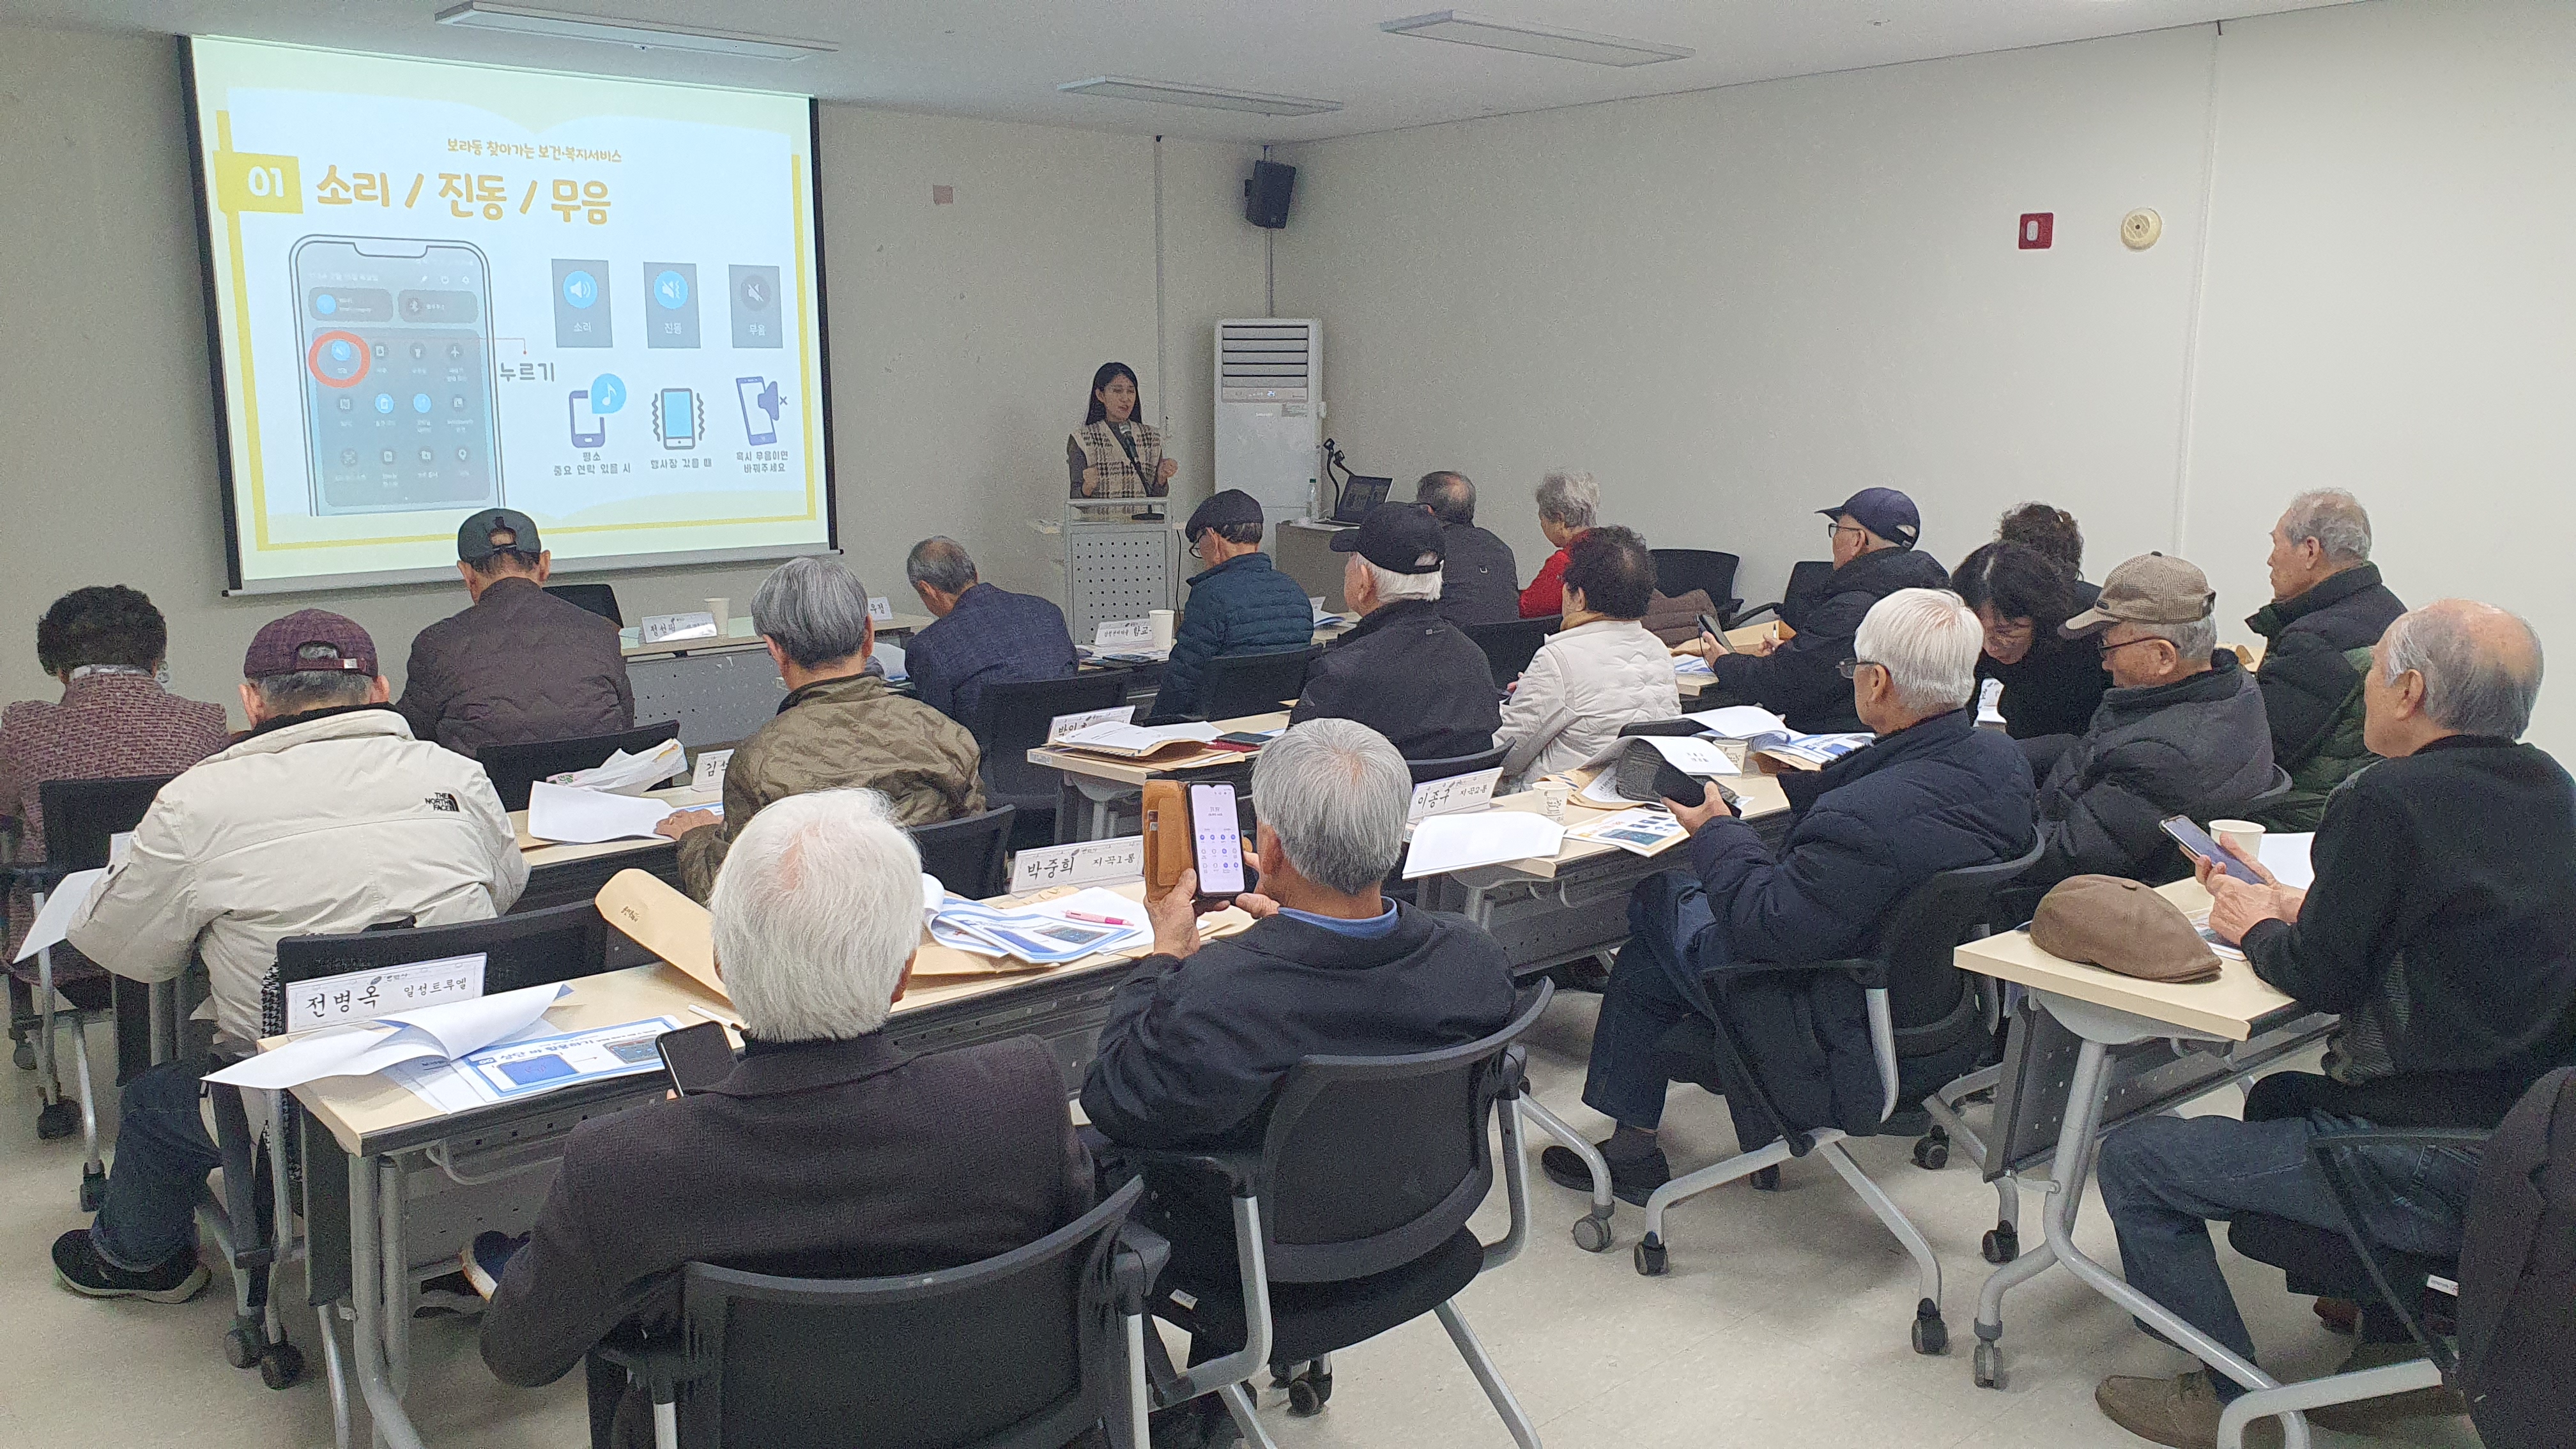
[6,0,2360,142]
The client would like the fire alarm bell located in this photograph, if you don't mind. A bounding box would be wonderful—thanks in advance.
[2018,213,2054,249]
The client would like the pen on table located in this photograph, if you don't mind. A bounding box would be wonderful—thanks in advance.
[1064,911,1135,926]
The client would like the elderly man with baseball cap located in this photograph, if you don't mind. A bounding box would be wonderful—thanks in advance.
[1288,503,1500,758]
[394,507,634,756]
[1146,488,1315,724]
[1684,487,1950,733]
[52,609,525,1303]
[2018,552,2274,895]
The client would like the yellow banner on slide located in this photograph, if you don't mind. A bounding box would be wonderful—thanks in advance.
[213,150,304,216]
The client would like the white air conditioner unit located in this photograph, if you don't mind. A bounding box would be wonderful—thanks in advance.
[1215,319,1321,526]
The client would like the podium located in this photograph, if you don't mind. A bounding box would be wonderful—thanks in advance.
[1031,499,1182,643]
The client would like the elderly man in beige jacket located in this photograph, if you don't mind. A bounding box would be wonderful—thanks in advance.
[52,610,523,1304]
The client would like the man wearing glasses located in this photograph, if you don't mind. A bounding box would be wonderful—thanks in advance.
[1681,487,1949,733]
[2017,552,2274,896]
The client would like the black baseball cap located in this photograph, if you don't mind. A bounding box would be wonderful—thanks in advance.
[1330,503,1445,574]
[1818,487,1920,548]
[1184,489,1266,539]
[457,507,542,562]
[243,610,377,678]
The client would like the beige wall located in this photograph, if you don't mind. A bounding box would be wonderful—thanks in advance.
[0,25,1266,721]
[1272,0,2576,751]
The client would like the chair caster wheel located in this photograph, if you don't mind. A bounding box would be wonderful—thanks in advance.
[1973,1340,2002,1389]
[1634,1238,1667,1276]
[1269,1367,1292,1390]
[1912,1301,1947,1356]
[1912,1130,1949,1170]
[36,1099,79,1140]
[224,1323,262,1369]
[79,1165,105,1213]
[260,1340,304,1390]
[1982,1223,2019,1264]
[1571,1215,1613,1253]
[12,1040,33,1071]
[1749,1165,1780,1192]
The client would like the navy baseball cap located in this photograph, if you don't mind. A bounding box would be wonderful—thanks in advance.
[1330,503,1445,574]
[1184,489,1266,538]
[1819,487,1920,548]
[458,507,543,562]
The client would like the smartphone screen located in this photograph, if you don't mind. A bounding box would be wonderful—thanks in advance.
[293,236,502,516]
[656,1022,737,1096]
[1189,783,1246,896]
[2159,815,2263,884]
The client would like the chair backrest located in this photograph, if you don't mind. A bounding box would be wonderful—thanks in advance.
[544,582,624,626]
[269,901,611,1027]
[1869,838,2046,1039]
[909,807,1015,899]
[1462,616,1556,689]
[1777,559,1836,631]
[36,775,179,868]
[674,1178,1144,1449]
[1198,646,1321,721]
[968,671,1133,808]
[1406,744,1508,785]
[478,720,683,811]
[1254,982,1549,1284]
[1649,549,1742,617]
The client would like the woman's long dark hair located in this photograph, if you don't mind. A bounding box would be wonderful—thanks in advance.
[1952,542,2079,636]
[1084,362,1141,426]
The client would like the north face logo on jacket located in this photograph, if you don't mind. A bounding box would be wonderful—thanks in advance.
[424,793,461,813]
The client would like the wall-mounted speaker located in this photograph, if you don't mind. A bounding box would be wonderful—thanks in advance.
[1245,160,1296,230]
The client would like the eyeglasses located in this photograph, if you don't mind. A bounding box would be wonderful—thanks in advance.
[1836,658,1885,680]
[1825,521,1866,542]
[2096,636,2164,657]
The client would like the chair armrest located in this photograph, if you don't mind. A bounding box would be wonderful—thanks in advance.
[594,1331,702,1406]
[1495,1043,1529,1100]
[1699,955,1882,990]
[1113,1146,1264,1196]
[1731,601,1782,628]
[1112,1221,1172,1315]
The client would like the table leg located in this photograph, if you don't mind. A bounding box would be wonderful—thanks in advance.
[347,1156,428,1449]
[380,1158,410,1399]
[1057,776,1082,845]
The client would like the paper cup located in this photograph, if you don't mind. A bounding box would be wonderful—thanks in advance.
[1535,783,1572,823]
[2211,818,2266,862]
[1149,610,1177,649]
[704,597,730,633]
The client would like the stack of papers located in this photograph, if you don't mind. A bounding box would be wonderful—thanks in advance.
[1740,730,1873,770]
[384,1014,682,1112]
[1052,721,1223,759]
[208,981,573,1090]
[526,780,721,843]
[546,738,687,795]
[1566,808,1694,857]
[1673,654,1715,678]
[927,886,1150,964]
[2258,833,2316,889]
[1574,735,1742,807]
[1685,705,1791,738]
[1402,811,1565,879]
[1977,677,2007,727]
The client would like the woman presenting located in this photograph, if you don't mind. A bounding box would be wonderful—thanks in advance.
[1068,362,1177,500]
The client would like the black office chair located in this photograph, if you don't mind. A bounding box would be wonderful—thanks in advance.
[1195,647,1321,722]
[1650,549,1745,625]
[271,900,613,999]
[596,1177,1158,1449]
[908,807,1015,900]
[1596,842,2043,1356]
[1462,615,1557,690]
[480,720,683,811]
[546,582,625,626]
[1121,983,1551,1448]
[10,774,178,1199]
[1735,559,1836,633]
[1405,744,1508,785]
[967,671,1133,850]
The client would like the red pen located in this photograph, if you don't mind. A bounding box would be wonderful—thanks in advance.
[1064,911,1134,926]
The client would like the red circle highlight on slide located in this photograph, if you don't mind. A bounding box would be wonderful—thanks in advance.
[307,330,371,387]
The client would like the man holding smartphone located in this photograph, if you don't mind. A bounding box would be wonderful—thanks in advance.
[2093,601,2576,1447]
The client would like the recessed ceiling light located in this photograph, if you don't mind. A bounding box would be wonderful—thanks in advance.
[433,3,838,62]
[1379,10,1692,67]
[1057,76,1344,116]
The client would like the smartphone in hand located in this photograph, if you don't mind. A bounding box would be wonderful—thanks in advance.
[2159,815,2264,884]
[655,1021,738,1096]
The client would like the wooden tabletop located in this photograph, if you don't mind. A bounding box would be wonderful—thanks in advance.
[1027,711,1293,788]
[620,612,933,660]
[1952,878,2298,1041]
[288,880,1242,1155]
[513,783,721,867]
[1450,772,1793,882]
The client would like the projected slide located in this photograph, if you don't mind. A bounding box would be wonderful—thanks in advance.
[186,37,832,592]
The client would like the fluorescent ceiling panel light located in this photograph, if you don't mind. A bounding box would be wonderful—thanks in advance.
[1057,77,1343,116]
[433,3,837,61]
[1379,10,1692,66]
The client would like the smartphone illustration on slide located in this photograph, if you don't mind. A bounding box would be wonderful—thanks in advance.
[652,387,701,450]
[735,376,781,446]
[568,390,606,448]
[293,236,503,516]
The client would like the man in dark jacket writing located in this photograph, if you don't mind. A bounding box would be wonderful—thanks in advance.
[1290,503,1499,759]
[2244,489,2406,828]
[2094,600,2576,1449]
[1147,489,1315,723]
[1545,588,2035,1202]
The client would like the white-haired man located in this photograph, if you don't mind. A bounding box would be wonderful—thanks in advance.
[1289,503,1500,759]
[1543,589,2035,1203]
[2244,489,2406,827]
[481,790,1092,1447]
[2096,601,2576,1448]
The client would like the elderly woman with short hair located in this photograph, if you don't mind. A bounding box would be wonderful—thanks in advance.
[1517,468,1600,618]
[657,557,985,900]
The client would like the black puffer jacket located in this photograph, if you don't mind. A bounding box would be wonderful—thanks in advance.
[2026,653,2274,890]
[395,577,634,757]
[2246,563,2405,827]
[1711,546,1950,733]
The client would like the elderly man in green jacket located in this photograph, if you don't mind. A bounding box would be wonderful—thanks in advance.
[657,557,985,900]
[2245,489,2405,828]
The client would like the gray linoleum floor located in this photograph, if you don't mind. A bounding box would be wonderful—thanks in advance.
[0,992,2478,1448]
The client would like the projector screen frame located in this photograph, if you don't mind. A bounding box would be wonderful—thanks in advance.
[177,34,841,597]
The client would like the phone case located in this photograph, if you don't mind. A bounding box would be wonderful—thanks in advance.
[1142,780,1190,890]
[1614,739,1707,808]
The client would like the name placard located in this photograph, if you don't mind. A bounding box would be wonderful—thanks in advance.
[689,749,734,791]
[1094,618,1154,649]
[866,595,895,622]
[1408,767,1501,824]
[1008,837,1146,894]
[285,953,487,1034]
[639,611,719,645]
[1048,705,1137,743]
